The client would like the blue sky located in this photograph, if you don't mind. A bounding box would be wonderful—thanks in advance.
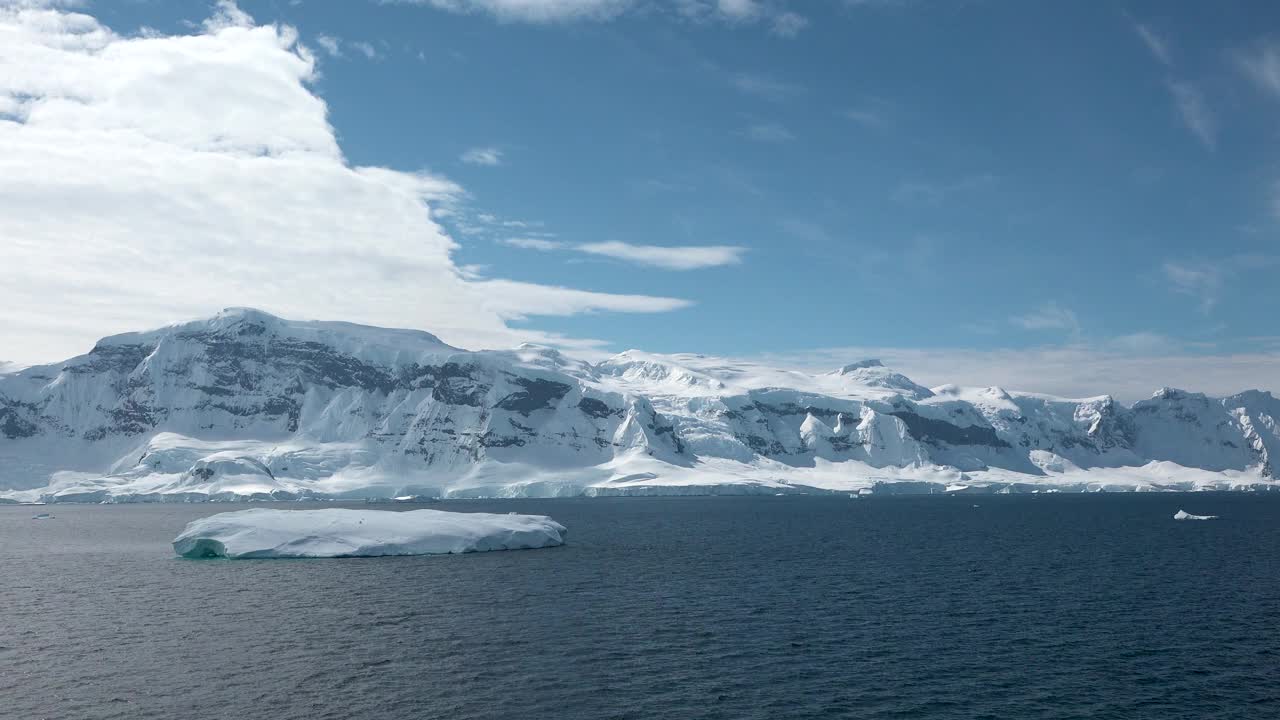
[4,0,1280,397]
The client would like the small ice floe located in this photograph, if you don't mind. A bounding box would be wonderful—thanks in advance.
[31,513,54,520]
[1174,509,1217,521]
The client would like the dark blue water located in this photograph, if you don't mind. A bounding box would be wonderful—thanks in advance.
[2,494,1278,719]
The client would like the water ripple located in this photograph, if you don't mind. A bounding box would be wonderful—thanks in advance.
[2,494,1278,719]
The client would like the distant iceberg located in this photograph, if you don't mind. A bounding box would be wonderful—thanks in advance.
[173,508,566,558]
[1173,509,1217,521]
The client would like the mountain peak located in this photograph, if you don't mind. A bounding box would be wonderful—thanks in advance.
[214,306,281,324]
[1150,387,1206,401]
[831,359,885,374]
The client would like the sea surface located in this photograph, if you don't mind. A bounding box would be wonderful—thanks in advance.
[2,494,1278,719]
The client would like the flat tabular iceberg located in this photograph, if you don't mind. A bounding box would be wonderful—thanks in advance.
[1173,509,1217,521]
[173,508,567,558]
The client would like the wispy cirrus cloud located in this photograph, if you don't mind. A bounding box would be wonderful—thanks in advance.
[473,279,693,317]
[770,11,807,37]
[1127,17,1218,150]
[1167,79,1215,149]
[1156,254,1280,314]
[500,237,565,251]
[314,33,342,57]
[500,237,746,270]
[311,34,379,59]
[675,1,809,36]
[1011,302,1082,338]
[406,0,631,23]
[1131,20,1171,65]
[461,146,503,166]
[348,40,380,59]
[401,0,808,35]
[1161,260,1222,312]
[577,241,745,269]
[1236,40,1280,98]
[1128,17,1216,150]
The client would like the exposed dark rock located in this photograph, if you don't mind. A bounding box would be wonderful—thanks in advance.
[494,377,571,415]
[889,411,1010,448]
[743,434,787,455]
[577,397,616,419]
[0,398,40,439]
[68,343,153,375]
[479,431,525,448]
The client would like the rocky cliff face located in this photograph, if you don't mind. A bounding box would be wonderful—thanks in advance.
[1,309,1277,501]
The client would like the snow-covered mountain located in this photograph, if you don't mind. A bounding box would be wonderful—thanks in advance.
[2,308,1277,502]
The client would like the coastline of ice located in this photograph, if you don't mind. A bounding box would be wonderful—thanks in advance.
[172,508,567,558]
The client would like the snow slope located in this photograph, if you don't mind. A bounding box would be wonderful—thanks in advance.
[172,508,566,558]
[2,308,1278,501]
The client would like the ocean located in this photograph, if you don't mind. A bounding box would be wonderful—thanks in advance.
[2,494,1277,719]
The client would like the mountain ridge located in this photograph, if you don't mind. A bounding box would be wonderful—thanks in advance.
[1,308,1276,502]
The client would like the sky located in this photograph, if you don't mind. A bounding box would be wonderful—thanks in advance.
[1,0,1279,400]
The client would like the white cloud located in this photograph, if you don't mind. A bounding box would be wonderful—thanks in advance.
[204,0,254,31]
[461,146,503,165]
[715,0,759,20]
[412,0,806,34]
[410,0,633,23]
[348,40,379,59]
[1156,255,1280,313]
[472,279,692,316]
[1167,80,1215,149]
[1233,39,1280,105]
[739,121,793,142]
[500,237,564,250]
[1237,40,1280,98]
[1125,22,1214,151]
[674,0,806,35]
[0,2,690,364]
[314,33,342,57]
[498,235,745,270]
[1132,21,1171,65]
[1161,260,1223,312]
[1011,302,1082,337]
[770,11,806,37]
[576,241,746,269]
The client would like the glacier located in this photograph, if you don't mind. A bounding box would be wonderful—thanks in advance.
[1,307,1278,502]
[172,508,567,558]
